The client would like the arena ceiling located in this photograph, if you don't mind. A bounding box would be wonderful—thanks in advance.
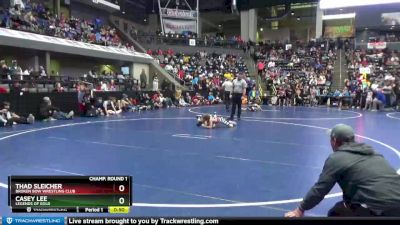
[236,0,317,10]
[142,0,318,12]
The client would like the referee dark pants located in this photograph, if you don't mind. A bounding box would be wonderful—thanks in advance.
[224,91,231,111]
[230,93,242,120]
[328,201,400,217]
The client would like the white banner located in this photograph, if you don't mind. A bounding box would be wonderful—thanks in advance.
[161,8,197,19]
[163,19,197,34]
[367,42,387,49]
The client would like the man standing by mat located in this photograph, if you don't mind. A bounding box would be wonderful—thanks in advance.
[285,124,400,217]
[230,73,247,121]
[221,78,233,112]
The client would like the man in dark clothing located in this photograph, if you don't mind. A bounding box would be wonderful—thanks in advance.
[230,73,247,121]
[39,97,74,120]
[285,124,400,217]
[140,69,147,89]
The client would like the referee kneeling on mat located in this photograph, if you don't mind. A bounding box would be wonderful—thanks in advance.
[285,124,400,217]
[230,73,247,121]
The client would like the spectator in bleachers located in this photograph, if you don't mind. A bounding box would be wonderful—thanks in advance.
[0,85,8,93]
[1,1,134,51]
[257,60,265,77]
[9,60,22,77]
[0,60,10,80]
[53,82,64,93]
[39,66,46,77]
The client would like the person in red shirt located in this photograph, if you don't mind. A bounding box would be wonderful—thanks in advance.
[152,92,160,101]
[147,49,153,55]
[178,69,184,80]
[361,57,369,67]
[212,76,221,87]
[191,93,201,105]
[166,48,174,56]
[257,61,265,77]
[0,86,7,94]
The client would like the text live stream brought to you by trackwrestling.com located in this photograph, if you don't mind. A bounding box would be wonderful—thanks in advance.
[1,217,221,225]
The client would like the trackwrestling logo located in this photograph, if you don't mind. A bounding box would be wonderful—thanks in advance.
[3,217,65,225]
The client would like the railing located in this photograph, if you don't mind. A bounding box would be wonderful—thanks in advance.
[0,74,139,92]
[132,34,247,49]
[152,62,191,88]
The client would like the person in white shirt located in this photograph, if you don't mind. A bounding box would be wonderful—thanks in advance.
[100,81,108,91]
[152,76,159,91]
[268,61,275,68]
[364,88,374,110]
[221,78,233,112]
[39,66,47,77]
[164,64,173,72]
[178,96,189,107]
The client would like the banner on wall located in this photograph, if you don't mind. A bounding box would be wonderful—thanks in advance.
[162,19,197,34]
[324,25,354,38]
[367,42,387,49]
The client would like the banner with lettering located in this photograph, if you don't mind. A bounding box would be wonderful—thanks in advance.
[161,9,197,19]
[367,42,387,49]
[162,19,197,34]
[324,25,354,38]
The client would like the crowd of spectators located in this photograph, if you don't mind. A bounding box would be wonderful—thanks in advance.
[255,39,337,106]
[147,48,255,99]
[131,28,248,49]
[0,0,134,51]
[0,59,140,94]
[341,48,400,111]
[363,31,400,43]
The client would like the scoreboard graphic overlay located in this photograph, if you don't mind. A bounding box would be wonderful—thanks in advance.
[8,176,132,213]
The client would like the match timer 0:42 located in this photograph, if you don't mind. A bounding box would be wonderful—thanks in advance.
[9,176,132,213]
